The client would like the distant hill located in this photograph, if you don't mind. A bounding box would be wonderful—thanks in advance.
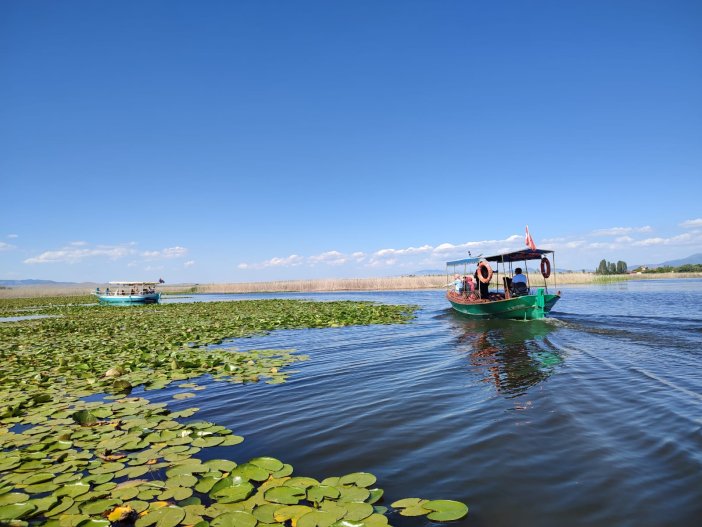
[658,253,702,267]
[0,279,73,287]
[629,253,702,270]
[413,269,445,275]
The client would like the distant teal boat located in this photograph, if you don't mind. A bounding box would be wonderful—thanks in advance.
[93,281,162,304]
[446,248,560,320]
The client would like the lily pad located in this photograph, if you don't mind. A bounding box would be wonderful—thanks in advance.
[423,500,469,521]
[339,473,376,488]
[264,486,306,505]
[211,510,257,527]
[0,502,37,520]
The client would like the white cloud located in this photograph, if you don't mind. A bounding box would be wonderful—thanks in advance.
[142,246,188,259]
[0,242,16,251]
[373,245,433,257]
[24,242,189,265]
[239,254,304,270]
[24,244,136,264]
[309,251,347,266]
[184,260,195,268]
[632,232,702,247]
[591,226,652,237]
[680,218,702,228]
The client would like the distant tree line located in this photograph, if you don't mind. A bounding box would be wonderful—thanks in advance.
[596,259,628,275]
[641,264,702,273]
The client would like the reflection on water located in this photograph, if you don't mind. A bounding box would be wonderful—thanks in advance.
[450,316,562,397]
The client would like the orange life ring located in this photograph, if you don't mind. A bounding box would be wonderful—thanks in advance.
[477,261,493,284]
[540,257,551,279]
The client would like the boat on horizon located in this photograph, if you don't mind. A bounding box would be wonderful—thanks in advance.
[446,247,560,320]
[93,281,162,304]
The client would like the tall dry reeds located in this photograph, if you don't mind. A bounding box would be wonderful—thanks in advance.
[2,272,700,298]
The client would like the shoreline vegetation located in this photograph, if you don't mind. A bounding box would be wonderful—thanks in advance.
[1,272,702,298]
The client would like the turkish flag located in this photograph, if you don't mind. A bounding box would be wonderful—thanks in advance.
[525,225,536,250]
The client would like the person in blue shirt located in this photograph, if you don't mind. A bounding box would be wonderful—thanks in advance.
[511,267,529,296]
[452,274,464,294]
[512,268,527,285]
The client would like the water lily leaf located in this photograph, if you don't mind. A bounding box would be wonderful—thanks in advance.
[264,486,306,505]
[166,462,207,477]
[80,499,121,516]
[173,393,196,400]
[195,476,221,494]
[167,474,198,488]
[55,483,90,498]
[23,472,54,485]
[192,436,224,448]
[203,460,237,472]
[273,505,313,523]
[211,510,257,527]
[0,494,29,506]
[249,457,284,473]
[159,486,193,501]
[136,506,186,527]
[24,482,60,494]
[423,500,468,521]
[29,495,58,514]
[390,498,425,509]
[72,410,98,426]
[0,502,37,520]
[339,473,376,488]
[366,489,383,505]
[329,520,364,527]
[342,503,373,521]
[307,486,340,503]
[218,435,244,447]
[252,503,283,523]
[284,477,318,489]
[231,464,269,482]
[211,482,254,503]
[45,496,74,517]
[359,514,389,527]
[76,520,110,527]
[271,464,293,478]
[297,510,341,527]
[338,487,369,503]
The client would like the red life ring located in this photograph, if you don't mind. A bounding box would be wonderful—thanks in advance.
[540,257,551,279]
[477,261,493,284]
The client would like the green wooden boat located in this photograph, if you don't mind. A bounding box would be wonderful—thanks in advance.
[446,248,561,320]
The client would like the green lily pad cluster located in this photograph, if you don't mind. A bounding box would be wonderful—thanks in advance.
[0,296,467,526]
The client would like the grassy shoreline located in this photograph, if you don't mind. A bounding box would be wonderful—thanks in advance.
[1,272,701,298]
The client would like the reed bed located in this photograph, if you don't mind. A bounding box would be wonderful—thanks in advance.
[2,272,700,298]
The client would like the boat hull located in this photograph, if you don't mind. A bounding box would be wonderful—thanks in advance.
[448,289,559,320]
[96,293,161,305]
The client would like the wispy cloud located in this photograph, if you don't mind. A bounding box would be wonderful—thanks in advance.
[7,234,18,239]
[238,254,304,270]
[24,242,189,265]
[142,246,188,259]
[0,242,16,251]
[238,234,529,271]
[184,260,195,268]
[591,226,652,237]
[680,218,702,228]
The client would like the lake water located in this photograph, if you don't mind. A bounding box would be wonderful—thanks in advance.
[155,280,702,527]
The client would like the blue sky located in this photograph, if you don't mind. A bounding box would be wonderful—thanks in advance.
[1,0,701,283]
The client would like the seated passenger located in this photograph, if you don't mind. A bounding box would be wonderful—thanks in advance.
[511,267,529,296]
[452,274,464,294]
